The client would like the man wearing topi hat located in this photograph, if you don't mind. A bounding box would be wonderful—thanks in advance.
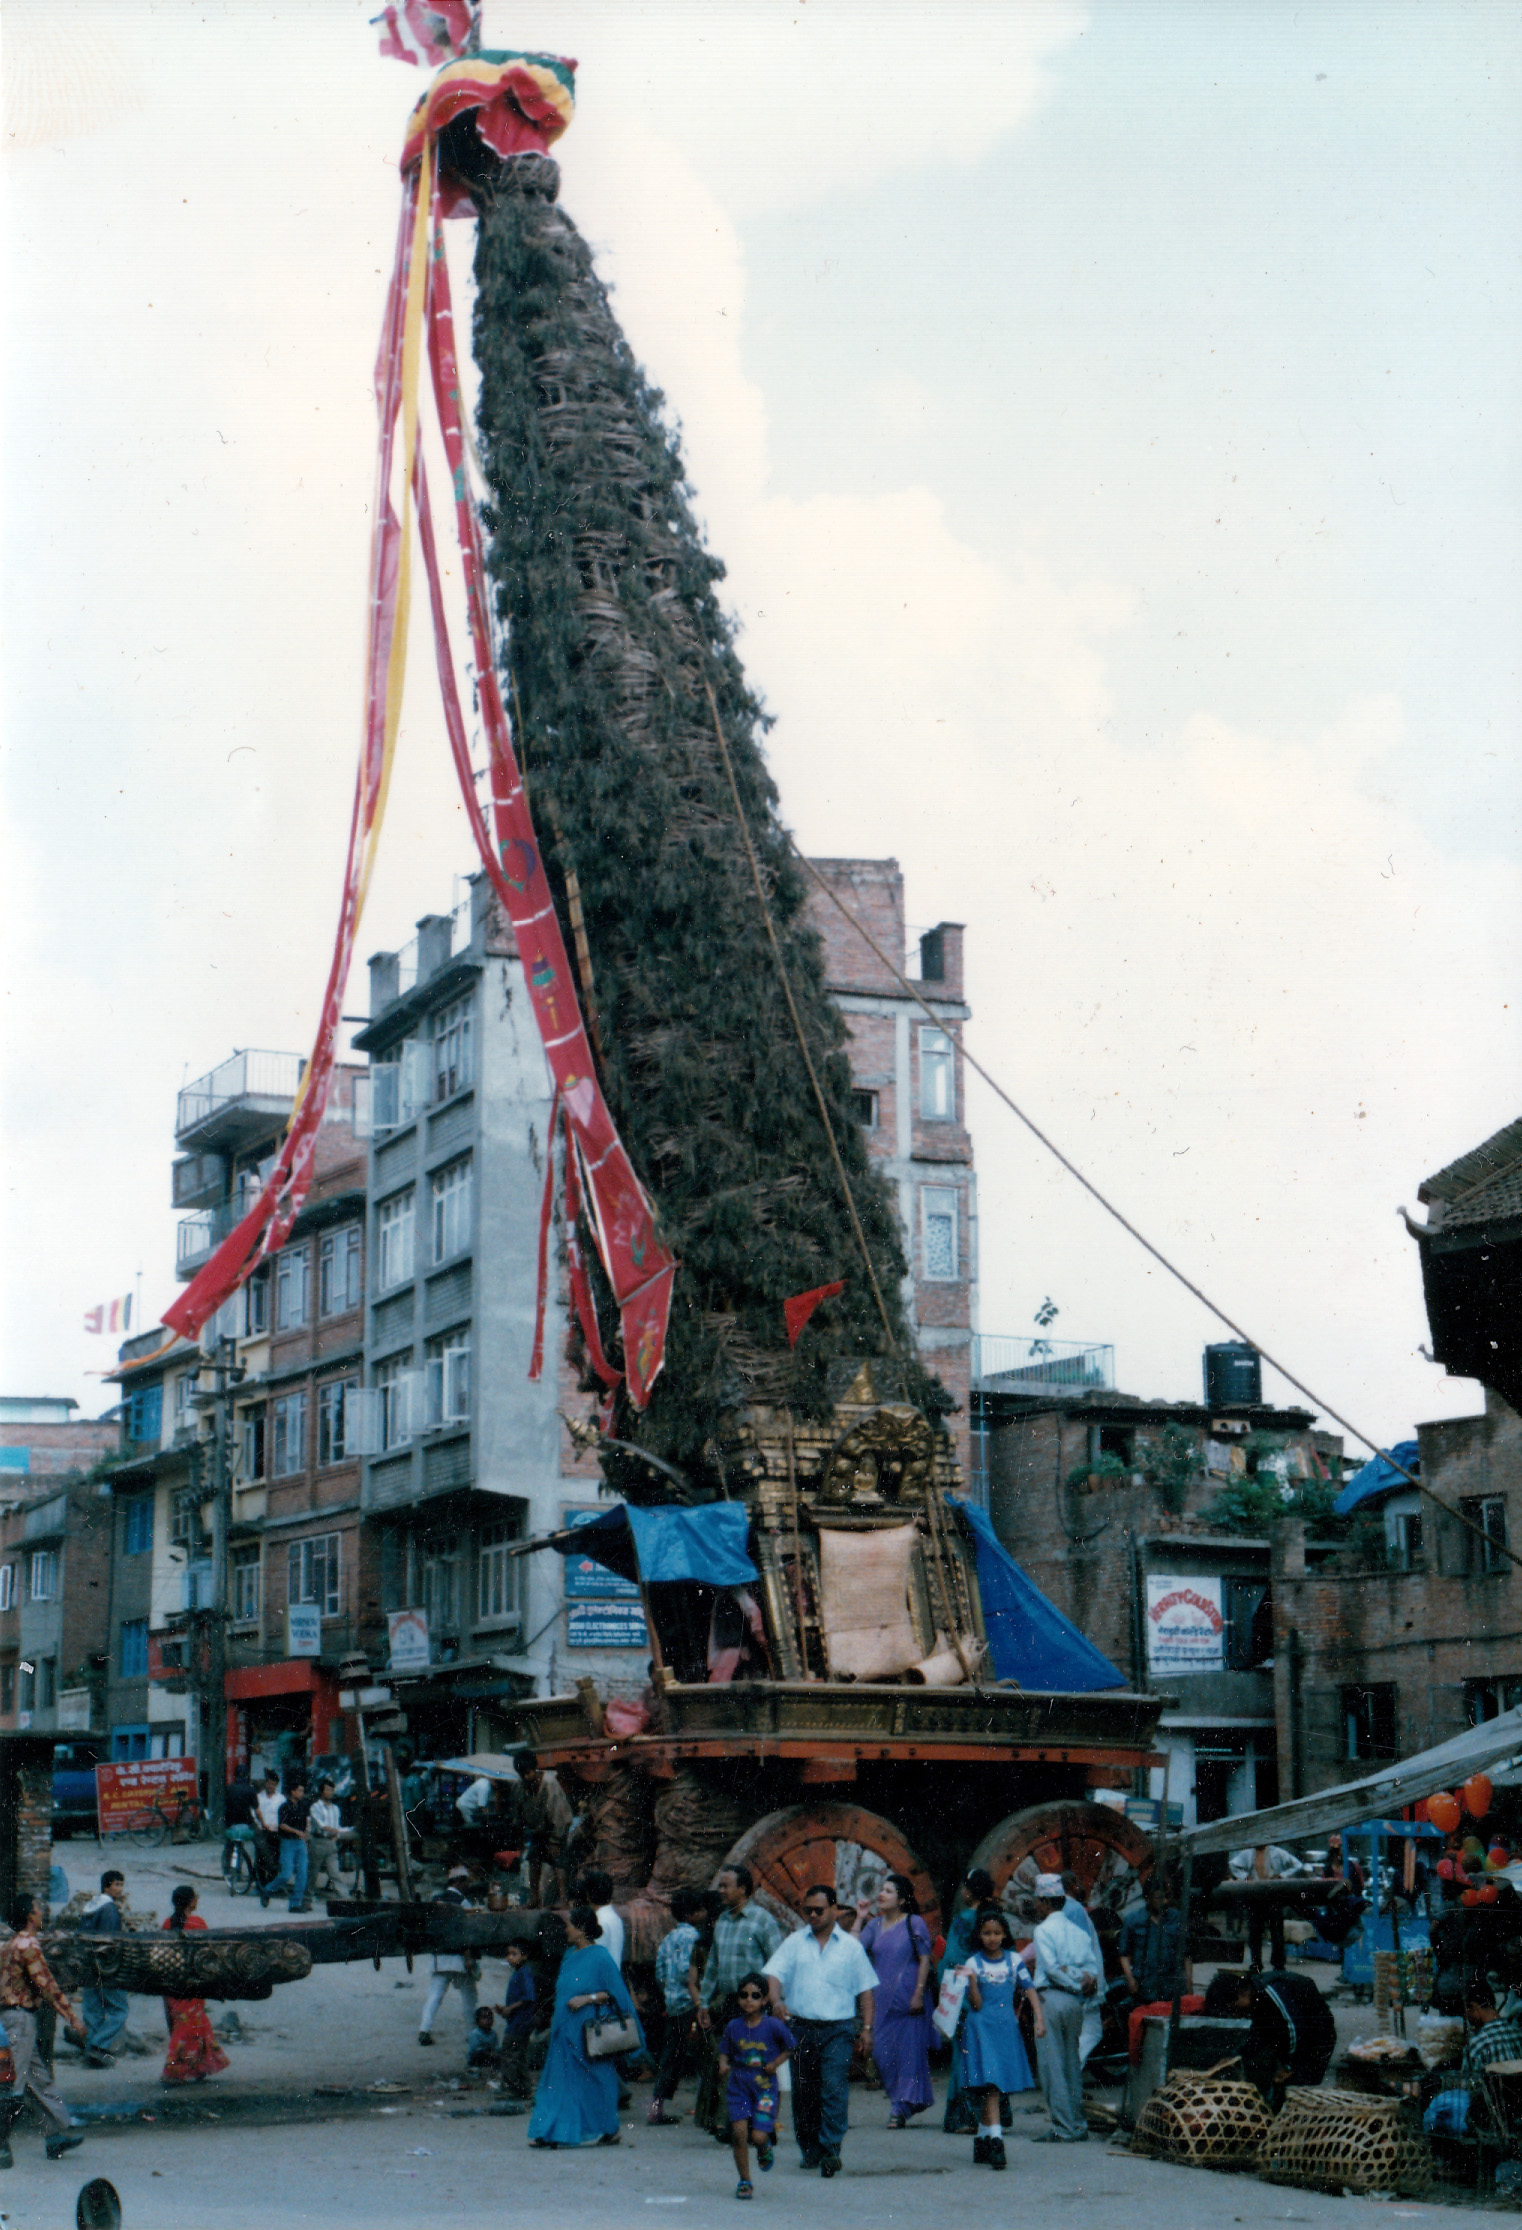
[1026,1874,1099,2142]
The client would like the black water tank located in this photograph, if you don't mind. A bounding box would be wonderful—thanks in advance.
[1204,1342,1262,1408]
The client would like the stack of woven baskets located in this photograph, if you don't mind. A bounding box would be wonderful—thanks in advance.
[1131,2073,1432,2198]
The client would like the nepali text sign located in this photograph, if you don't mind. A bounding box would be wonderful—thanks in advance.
[1145,1574,1225,1676]
[562,1507,641,1602]
[566,1603,648,1650]
[388,1608,431,1672]
[287,1603,321,1657]
[96,1757,198,1838]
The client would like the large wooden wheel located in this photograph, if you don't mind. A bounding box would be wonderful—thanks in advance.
[966,1800,1153,1934]
[723,1803,941,1936]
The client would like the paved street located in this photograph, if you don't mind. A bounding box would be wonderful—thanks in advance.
[2,1844,1501,2229]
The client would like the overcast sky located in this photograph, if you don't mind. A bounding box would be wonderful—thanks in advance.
[4,0,1519,1452]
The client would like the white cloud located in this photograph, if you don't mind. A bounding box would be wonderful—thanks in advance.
[2,1,1517,1449]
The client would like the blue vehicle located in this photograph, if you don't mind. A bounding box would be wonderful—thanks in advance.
[52,1739,105,1839]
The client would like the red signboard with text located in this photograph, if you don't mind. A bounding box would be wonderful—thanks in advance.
[95,1757,198,1837]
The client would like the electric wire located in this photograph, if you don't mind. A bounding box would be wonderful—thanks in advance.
[788,839,1522,1575]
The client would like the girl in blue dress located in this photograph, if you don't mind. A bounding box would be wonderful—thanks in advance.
[528,1907,643,2149]
[959,1906,1045,2170]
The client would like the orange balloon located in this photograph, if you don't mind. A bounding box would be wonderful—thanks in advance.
[1429,1790,1462,1834]
[1481,1884,1501,1905]
[1464,1773,1494,1820]
[1462,1888,1481,1906]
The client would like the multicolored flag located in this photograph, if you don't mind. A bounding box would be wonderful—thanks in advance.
[84,1295,133,1336]
[375,1,478,69]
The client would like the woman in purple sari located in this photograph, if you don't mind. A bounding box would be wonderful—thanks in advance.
[856,1872,935,2127]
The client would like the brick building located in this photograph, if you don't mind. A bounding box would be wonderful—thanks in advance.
[102,1330,202,1761]
[801,859,977,1474]
[1252,1119,1522,1801]
[983,1373,1343,1828]
[0,1473,113,1739]
[0,1396,119,1482]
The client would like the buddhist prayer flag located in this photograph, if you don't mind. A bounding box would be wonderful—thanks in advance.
[84,1295,133,1336]
[784,1281,846,1349]
[375,1,478,69]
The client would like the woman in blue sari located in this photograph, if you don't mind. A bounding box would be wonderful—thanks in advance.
[529,1907,642,2148]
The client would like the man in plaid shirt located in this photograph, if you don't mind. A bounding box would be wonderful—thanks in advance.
[695,1868,783,2138]
[0,1890,86,2167]
[648,1887,705,2125]
[1461,1981,1522,2088]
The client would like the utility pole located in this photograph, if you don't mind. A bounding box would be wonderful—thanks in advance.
[203,1332,242,1835]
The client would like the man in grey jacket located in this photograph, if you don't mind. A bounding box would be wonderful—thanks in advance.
[77,1870,129,2067]
[1028,1873,1099,2142]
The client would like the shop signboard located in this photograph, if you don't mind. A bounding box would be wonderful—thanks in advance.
[387,1607,431,1672]
[566,1603,648,1650]
[286,1603,321,1657]
[562,1507,641,1602]
[96,1756,198,1838]
[1145,1574,1225,1675]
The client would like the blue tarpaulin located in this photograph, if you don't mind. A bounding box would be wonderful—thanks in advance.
[948,1496,1126,1692]
[1334,1440,1419,1517]
[550,1502,759,1589]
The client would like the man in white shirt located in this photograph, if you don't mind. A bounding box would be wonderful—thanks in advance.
[1028,1872,1098,2143]
[455,1775,492,1828]
[254,1770,285,1893]
[308,1777,344,1897]
[578,1869,625,1971]
[763,1889,878,2177]
[418,1868,479,2048]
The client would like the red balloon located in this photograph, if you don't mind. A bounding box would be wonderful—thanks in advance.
[1464,1773,1494,1820]
[1490,1844,1512,1867]
[1437,1857,1455,1881]
[1481,1884,1501,1904]
[1428,1790,1462,1834]
[1462,1888,1481,1906]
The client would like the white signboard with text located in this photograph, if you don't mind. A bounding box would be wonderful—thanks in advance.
[286,1603,321,1657]
[387,1608,431,1672]
[1146,1574,1225,1675]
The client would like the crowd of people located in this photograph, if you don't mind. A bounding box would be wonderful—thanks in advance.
[22,1769,1522,2188]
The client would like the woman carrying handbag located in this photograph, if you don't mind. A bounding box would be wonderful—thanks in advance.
[528,1907,643,2149]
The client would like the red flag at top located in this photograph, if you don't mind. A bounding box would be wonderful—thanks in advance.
[784,1282,846,1349]
[376,0,478,68]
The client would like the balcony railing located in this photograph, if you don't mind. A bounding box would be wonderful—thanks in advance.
[176,1050,302,1144]
[971,1335,1115,1393]
[176,1204,236,1272]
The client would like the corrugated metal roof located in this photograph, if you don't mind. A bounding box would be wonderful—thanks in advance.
[1419,1116,1522,1232]
[1177,1705,1522,1856]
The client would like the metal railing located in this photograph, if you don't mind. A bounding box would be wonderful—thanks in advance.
[176,1050,302,1136]
[971,1335,1115,1393]
[176,1205,235,1268]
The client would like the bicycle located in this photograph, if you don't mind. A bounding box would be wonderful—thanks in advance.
[126,1790,205,1848]
[221,1828,260,1896]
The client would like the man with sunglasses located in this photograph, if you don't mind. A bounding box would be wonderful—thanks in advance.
[763,1888,878,2177]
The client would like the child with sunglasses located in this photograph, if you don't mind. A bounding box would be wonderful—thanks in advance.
[718,1973,795,2199]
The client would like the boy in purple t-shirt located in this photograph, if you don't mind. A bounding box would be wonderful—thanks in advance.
[718,1973,795,2200]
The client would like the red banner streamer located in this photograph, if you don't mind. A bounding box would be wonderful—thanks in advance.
[164,65,676,1411]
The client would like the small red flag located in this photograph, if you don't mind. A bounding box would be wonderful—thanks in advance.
[784,1281,845,1349]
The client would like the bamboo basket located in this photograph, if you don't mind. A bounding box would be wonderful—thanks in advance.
[1259,2090,1432,2198]
[1130,2073,1274,2170]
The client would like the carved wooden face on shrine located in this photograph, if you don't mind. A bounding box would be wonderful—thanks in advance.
[819,1405,937,1510]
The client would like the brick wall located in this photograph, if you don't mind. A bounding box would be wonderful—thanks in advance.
[1271,1392,1522,1793]
[0,1737,55,1915]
